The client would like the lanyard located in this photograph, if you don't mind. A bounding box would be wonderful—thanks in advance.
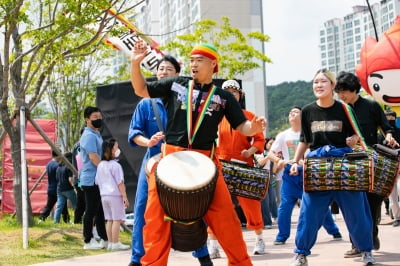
[186,80,216,148]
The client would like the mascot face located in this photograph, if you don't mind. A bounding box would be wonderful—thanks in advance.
[367,69,400,106]
[356,16,400,107]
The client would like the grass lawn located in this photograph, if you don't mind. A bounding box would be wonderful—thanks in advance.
[0,214,132,266]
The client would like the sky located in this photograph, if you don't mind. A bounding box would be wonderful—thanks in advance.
[262,0,377,85]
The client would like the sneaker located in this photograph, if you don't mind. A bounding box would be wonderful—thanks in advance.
[111,242,130,250]
[208,246,221,259]
[107,242,112,251]
[332,232,342,240]
[392,220,400,227]
[264,224,272,229]
[98,239,108,249]
[344,248,361,258]
[253,238,266,255]
[83,238,102,250]
[290,253,308,266]
[93,227,101,241]
[362,251,376,265]
[273,239,286,245]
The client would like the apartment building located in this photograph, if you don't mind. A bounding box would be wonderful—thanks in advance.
[319,0,400,73]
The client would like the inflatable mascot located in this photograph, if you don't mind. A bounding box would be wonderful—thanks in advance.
[356,16,400,127]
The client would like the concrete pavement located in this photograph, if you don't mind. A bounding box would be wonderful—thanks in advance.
[31,207,400,266]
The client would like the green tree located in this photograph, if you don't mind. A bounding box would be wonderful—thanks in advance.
[160,17,272,79]
[0,0,136,225]
[267,81,314,137]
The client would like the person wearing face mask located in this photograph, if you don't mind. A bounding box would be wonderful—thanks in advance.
[80,106,108,250]
[95,138,130,251]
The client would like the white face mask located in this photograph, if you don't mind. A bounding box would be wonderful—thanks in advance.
[114,148,121,158]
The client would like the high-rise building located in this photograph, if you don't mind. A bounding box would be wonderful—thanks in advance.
[118,0,268,117]
[319,0,400,74]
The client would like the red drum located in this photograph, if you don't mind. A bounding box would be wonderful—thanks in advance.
[155,150,217,252]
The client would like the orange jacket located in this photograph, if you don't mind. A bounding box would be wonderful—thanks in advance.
[218,109,265,166]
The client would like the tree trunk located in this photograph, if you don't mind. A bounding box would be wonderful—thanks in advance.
[11,116,34,225]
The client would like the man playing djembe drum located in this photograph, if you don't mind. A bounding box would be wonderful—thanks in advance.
[130,40,265,265]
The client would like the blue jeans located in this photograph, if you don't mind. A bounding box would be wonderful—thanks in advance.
[261,177,277,226]
[294,190,373,256]
[54,189,77,223]
[275,165,340,242]
[130,155,208,263]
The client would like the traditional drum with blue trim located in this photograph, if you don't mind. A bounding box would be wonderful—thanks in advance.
[220,160,269,200]
[303,152,372,192]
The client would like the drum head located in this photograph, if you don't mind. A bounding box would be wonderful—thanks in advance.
[156,150,216,190]
[146,153,161,176]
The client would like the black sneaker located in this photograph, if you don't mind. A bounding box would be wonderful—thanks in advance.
[392,220,400,227]
[332,232,342,240]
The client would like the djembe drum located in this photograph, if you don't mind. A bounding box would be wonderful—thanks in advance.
[155,150,218,251]
[145,153,161,178]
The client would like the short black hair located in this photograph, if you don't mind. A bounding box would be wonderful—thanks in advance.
[334,71,361,94]
[157,55,181,73]
[83,106,101,119]
[291,105,302,111]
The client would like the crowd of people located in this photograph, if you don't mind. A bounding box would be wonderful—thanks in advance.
[36,42,400,266]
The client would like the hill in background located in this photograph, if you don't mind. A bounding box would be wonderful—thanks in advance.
[266,80,314,137]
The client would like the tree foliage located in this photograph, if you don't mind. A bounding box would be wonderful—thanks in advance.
[0,0,138,224]
[267,80,314,138]
[160,17,272,79]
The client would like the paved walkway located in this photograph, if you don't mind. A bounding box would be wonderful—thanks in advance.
[31,207,400,266]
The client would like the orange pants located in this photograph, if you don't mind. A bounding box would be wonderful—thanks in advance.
[236,197,263,230]
[141,144,252,266]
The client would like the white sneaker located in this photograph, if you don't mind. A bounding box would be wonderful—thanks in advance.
[92,228,101,241]
[107,242,112,251]
[362,251,376,265]
[208,246,221,259]
[111,242,130,251]
[253,238,266,255]
[290,253,308,266]
[98,239,108,249]
[83,238,102,250]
